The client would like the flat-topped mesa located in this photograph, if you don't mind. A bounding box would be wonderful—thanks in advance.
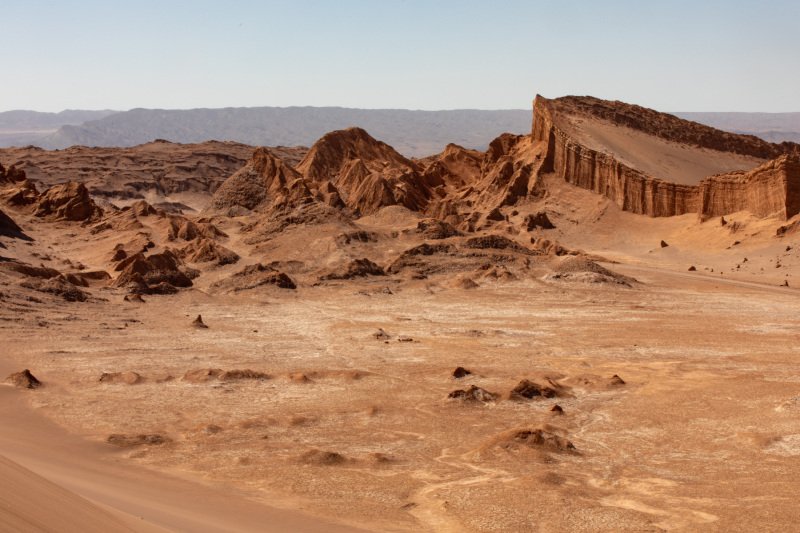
[540,95,798,159]
[533,95,800,219]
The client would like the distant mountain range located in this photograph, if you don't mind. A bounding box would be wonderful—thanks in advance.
[0,106,798,157]
[0,109,117,147]
[0,107,532,157]
[674,112,800,144]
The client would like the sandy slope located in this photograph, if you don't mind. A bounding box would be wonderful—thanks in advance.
[0,454,144,533]
[0,377,364,532]
[565,117,764,185]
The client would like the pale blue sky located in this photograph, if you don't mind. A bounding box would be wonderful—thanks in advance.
[2,1,798,112]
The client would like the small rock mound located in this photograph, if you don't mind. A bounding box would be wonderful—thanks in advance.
[660,240,669,248]
[0,261,60,279]
[124,293,145,303]
[288,372,313,383]
[99,372,143,385]
[320,258,385,280]
[192,315,208,329]
[107,434,170,448]
[609,374,626,386]
[565,373,628,391]
[546,256,636,286]
[776,220,800,237]
[219,369,271,381]
[453,276,479,289]
[416,218,460,239]
[531,238,571,256]
[452,366,472,378]
[374,328,392,340]
[335,231,378,246]
[298,449,349,466]
[0,162,26,184]
[177,238,240,266]
[21,275,88,302]
[502,428,576,452]
[34,181,101,221]
[509,379,560,400]
[448,385,498,402]
[6,369,41,389]
[0,209,29,239]
[386,243,456,274]
[525,211,555,230]
[183,368,223,383]
[182,368,270,383]
[476,264,517,282]
[463,235,533,253]
[1,178,39,207]
[211,263,296,292]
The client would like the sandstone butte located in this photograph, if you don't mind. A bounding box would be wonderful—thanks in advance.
[532,95,800,219]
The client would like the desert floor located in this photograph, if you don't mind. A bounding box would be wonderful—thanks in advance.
[3,262,800,532]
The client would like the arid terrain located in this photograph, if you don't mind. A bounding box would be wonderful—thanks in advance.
[2,95,800,532]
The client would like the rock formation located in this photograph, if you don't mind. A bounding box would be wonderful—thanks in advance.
[0,209,27,239]
[210,147,310,213]
[532,95,800,219]
[113,250,193,294]
[6,369,42,389]
[0,162,26,184]
[296,127,428,216]
[210,263,297,292]
[34,181,102,221]
[177,238,240,266]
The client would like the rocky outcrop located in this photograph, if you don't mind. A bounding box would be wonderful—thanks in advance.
[210,147,311,213]
[34,181,102,221]
[419,134,546,230]
[177,238,240,266]
[319,258,385,280]
[699,155,800,219]
[210,263,297,292]
[0,162,26,184]
[296,127,429,216]
[533,95,800,219]
[0,209,28,239]
[113,250,193,293]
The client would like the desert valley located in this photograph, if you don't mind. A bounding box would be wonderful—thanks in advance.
[2,94,800,532]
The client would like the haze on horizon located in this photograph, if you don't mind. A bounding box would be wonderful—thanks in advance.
[2,0,799,113]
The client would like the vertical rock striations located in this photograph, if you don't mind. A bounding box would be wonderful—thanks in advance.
[533,95,800,219]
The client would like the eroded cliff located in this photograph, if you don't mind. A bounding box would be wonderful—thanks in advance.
[533,95,800,219]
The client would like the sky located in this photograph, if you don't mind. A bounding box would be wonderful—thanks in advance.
[1,0,798,113]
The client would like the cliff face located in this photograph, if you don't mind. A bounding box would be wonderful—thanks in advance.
[545,123,699,216]
[700,155,800,219]
[533,95,800,219]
